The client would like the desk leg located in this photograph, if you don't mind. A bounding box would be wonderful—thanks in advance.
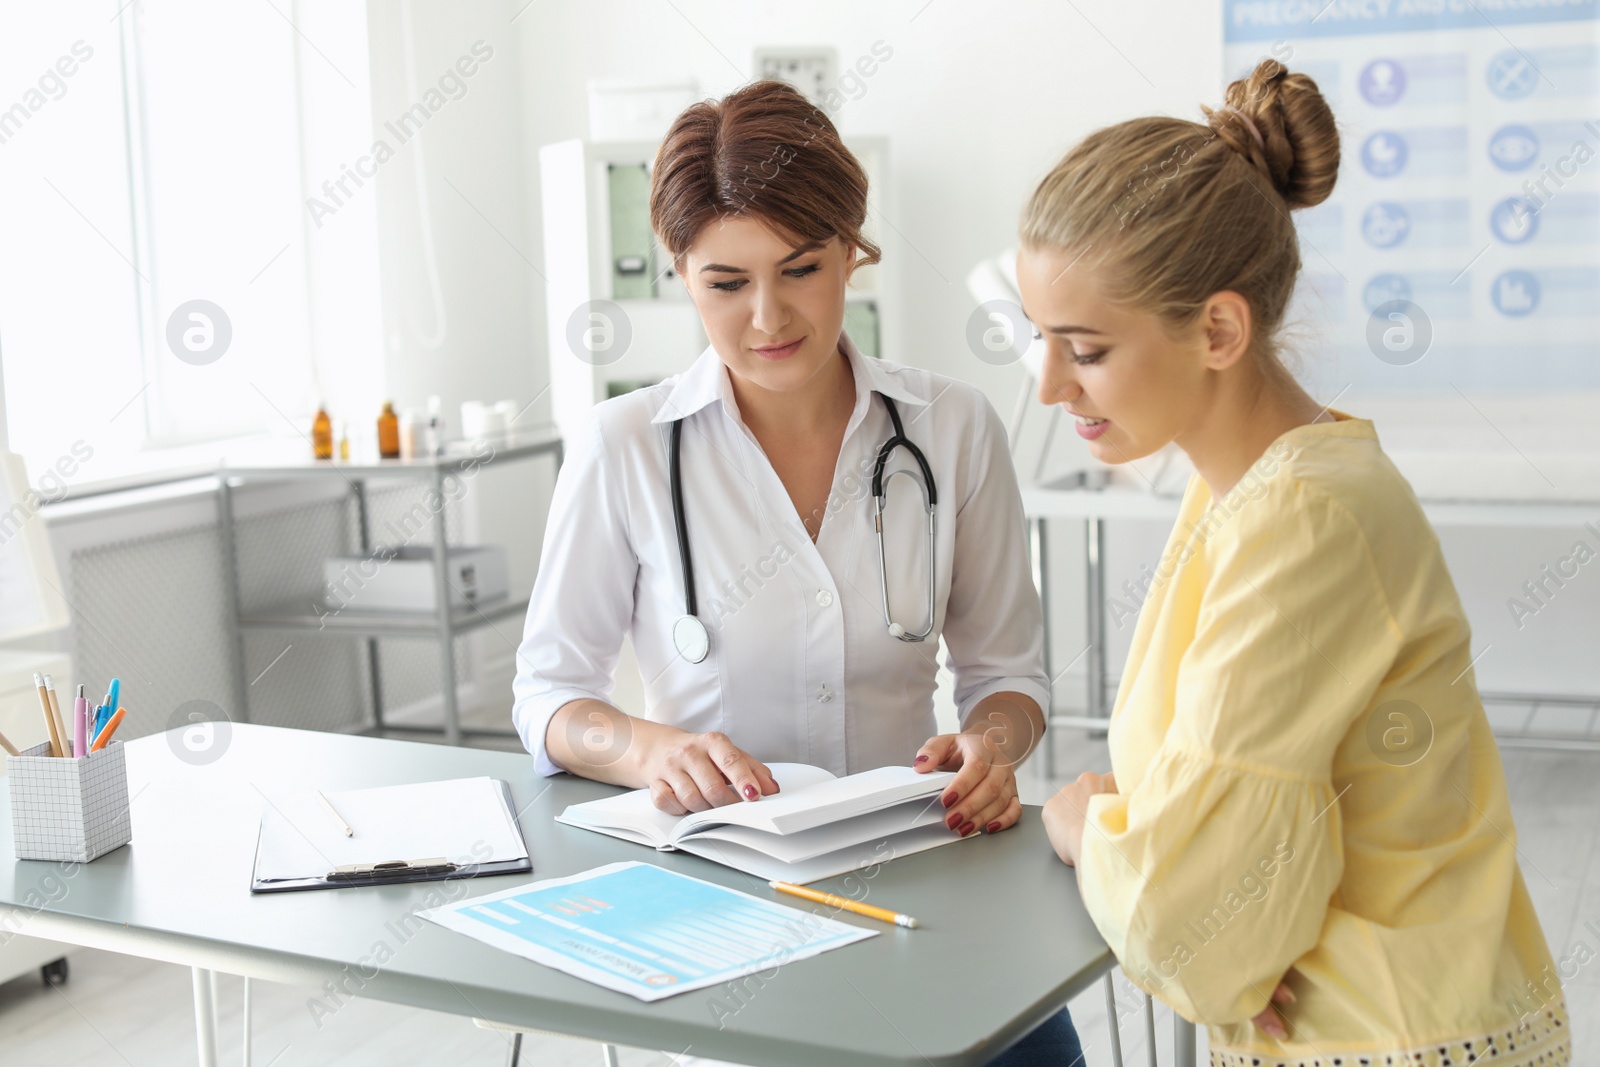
[191,966,219,1067]
[1032,517,1054,779]
[1174,1017,1197,1067]
[242,976,252,1067]
[1102,973,1124,1067]
[432,465,462,746]
[1084,516,1108,734]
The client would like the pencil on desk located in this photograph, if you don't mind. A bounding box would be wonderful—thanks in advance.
[90,708,125,752]
[317,790,354,837]
[768,881,920,929]
[34,673,63,758]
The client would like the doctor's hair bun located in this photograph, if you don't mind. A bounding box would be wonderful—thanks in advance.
[1205,58,1339,211]
[650,80,881,269]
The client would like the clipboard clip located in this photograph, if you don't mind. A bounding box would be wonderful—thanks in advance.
[328,857,458,881]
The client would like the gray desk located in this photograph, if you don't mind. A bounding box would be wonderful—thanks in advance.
[0,724,1115,1067]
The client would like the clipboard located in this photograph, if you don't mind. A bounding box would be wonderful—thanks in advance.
[250,778,533,894]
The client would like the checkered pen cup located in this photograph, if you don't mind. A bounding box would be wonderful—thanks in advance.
[7,740,133,862]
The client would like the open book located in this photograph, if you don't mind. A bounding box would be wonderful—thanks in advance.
[556,764,968,884]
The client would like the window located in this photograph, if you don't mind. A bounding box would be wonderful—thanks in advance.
[0,3,378,486]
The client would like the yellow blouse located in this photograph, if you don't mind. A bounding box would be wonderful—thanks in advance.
[1076,414,1571,1066]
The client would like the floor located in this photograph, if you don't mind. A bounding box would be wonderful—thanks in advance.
[2,699,1596,1067]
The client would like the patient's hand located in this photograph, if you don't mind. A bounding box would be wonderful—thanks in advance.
[1041,771,1117,867]
[1250,975,1296,1041]
[638,730,780,815]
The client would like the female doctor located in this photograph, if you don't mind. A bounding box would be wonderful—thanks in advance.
[513,80,1082,1063]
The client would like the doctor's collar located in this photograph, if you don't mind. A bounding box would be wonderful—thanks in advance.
[649,331,925,426]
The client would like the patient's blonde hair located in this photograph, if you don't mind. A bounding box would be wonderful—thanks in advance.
[1020,59,1339,362]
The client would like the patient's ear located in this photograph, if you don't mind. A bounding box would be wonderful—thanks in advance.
[1201,291,1252,371]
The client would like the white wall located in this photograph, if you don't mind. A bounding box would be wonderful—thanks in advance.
[361,0,1599,717]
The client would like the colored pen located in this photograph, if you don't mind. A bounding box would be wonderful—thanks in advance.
[73,685,88,758]
[107,678,120,719]
[35,673,64,758]
[95,704,109,737]
[90,708,125,752]
[317,790,354,837]
[768,880,920,929]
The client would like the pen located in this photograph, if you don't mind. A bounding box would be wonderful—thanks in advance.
[768,880,920,929]
[317,790,354,837]
[90,708,125,752]
[35,673,64,758]
[74,685,88,759]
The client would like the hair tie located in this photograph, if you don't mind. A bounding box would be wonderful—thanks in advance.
[1221,107,1265,152]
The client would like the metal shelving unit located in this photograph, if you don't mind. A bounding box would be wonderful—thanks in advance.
[217,432,563,746]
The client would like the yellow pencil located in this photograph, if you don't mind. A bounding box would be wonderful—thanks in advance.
[768,880,919,929]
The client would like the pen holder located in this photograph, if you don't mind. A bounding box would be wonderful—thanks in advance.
[7,740,133,862]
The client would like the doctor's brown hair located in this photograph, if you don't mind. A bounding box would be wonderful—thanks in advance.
[1020,59,1339,361]
[650,80,881,270]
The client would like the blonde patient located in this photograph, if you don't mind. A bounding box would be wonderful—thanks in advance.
[1022,59,1569,1065]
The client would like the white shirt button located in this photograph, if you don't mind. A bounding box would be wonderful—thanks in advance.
[816,589,834,607]
[817,684,833,703]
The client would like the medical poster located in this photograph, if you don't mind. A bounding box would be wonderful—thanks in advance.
[1225,3,1600,392]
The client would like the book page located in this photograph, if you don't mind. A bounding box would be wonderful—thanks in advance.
[673,765,953,838]
[557,763,837,846]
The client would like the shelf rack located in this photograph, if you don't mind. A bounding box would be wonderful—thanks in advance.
[217,432,563,746]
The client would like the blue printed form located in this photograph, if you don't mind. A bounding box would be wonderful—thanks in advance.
[420,861,877,1000]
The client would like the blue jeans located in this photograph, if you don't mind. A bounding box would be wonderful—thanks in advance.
[985,1006,1084,1066]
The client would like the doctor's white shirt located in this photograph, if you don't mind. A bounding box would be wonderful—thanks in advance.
[512,333,1048,777]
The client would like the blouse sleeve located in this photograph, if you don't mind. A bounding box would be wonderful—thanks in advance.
[1076,482,1404,1025]
[941,392,1050,725]
[511,410,640,776]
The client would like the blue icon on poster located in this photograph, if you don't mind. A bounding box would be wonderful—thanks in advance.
[1362,202,1411,248]
[1486,51,1539,100]
[1490,197,1539,244]
[1363,273,1413,311]
[1488,125,1540,172]
[1492,270,1540,316]
[1361,132,1408,178]
[1359,59,1407,106]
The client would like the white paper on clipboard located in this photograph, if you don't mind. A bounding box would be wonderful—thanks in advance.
[0,451,69,640]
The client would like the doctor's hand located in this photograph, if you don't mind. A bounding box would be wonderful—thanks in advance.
[637,729,781,816]
[913,731,1024,838]
[1041,771,1117,867]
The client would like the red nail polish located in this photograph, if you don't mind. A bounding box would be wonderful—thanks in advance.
[986,821,1001,834]
[742,784,758,800]
[914,754,929,764]
[941,791,957,808]
[959,821,975,837]
[946,812,962,830]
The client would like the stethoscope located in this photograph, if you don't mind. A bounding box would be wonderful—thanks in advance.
[669,392,939,664]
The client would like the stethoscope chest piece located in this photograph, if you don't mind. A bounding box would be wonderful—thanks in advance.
[673,614,709,664]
